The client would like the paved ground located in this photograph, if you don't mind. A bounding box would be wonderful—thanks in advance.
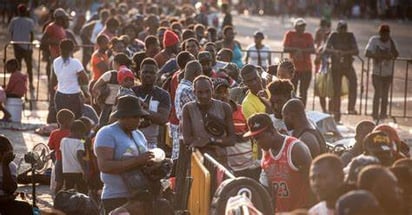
[0,11,412,211]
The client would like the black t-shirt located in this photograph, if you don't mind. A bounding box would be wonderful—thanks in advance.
[132,85,171,145]
[326,32,358,68]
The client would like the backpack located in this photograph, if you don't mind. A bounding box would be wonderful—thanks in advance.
[296,128,328,154]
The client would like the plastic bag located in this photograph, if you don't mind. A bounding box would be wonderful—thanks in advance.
[315,72,334,98]
[315,73,349,98]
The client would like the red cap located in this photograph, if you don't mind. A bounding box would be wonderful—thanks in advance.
[17,4,27,13]
[379,24,390,33]
[374,124,400,144]
[163,30,179,48]
[117,66,134,84]
[243,113,272,138]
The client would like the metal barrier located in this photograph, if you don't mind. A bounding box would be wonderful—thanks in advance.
[188,150,211,215]
[186,151,236,215]
[241,49,287,67]
[3,41,46,108]
[3,41,97,113]
[203,153,236,199]
[362,57,412,119]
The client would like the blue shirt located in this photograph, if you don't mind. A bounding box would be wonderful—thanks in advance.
[94,122,147,199]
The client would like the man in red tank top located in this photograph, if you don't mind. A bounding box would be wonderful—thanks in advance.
[244,113,313,213]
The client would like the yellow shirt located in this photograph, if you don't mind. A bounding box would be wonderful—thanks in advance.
[241,91,266,120]
[241,91,266,159]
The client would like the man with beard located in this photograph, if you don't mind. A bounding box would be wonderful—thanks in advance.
[132,58,171,149]
[244,113,312,213]
[309,154,346,215]
[282,99,326,158]
[182,75,235,165]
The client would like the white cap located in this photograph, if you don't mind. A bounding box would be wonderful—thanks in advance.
[294,18,306,27]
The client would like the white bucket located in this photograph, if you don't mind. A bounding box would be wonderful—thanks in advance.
[5,98,23,122]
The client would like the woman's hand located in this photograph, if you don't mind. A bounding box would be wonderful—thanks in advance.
[135,151,154,166]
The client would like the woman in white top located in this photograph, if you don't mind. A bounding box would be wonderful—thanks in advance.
[244,31,272,70]
[52,39,88,119]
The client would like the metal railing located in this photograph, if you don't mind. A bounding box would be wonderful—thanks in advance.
[363,57,412,120]
[239,49,412,119]
[2,41,96,109]
[3,41,45,108]
[203,153,236,198]
[4,41,411,120]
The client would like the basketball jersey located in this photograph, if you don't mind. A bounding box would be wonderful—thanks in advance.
[261,136,310,212]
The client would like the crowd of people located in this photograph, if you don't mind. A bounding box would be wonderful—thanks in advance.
[237,0,412,20]
[0,1,411,215]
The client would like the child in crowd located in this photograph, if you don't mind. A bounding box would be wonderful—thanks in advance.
[117,66,135,98]
[48,109,74,194]
[60,120,88,194]
[0,59,27,121]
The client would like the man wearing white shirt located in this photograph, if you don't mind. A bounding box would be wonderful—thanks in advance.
[244,31,272,70]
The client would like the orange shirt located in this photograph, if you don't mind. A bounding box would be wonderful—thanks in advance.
[283,31,314,72]
[91,50,109,81]
[48,129,70,161]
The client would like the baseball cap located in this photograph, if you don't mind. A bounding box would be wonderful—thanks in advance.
[364,131,392,152]
[337,20,348,29]
[379,24,390,33]
[244,113,272,138]
[254,31,265,39]
[293,18,306,27]
[17,4,27,13]
[117,66,135,84]
[53,8,70,19]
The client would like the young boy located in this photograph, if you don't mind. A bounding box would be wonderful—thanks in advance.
[48,109,74,194]
[60,120,88,194]
[117,66,135,98]
[0,59,27,121]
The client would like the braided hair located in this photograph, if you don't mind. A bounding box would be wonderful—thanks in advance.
[277,58,295,77]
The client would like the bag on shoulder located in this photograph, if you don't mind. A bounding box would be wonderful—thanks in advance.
[121,167,150,197]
